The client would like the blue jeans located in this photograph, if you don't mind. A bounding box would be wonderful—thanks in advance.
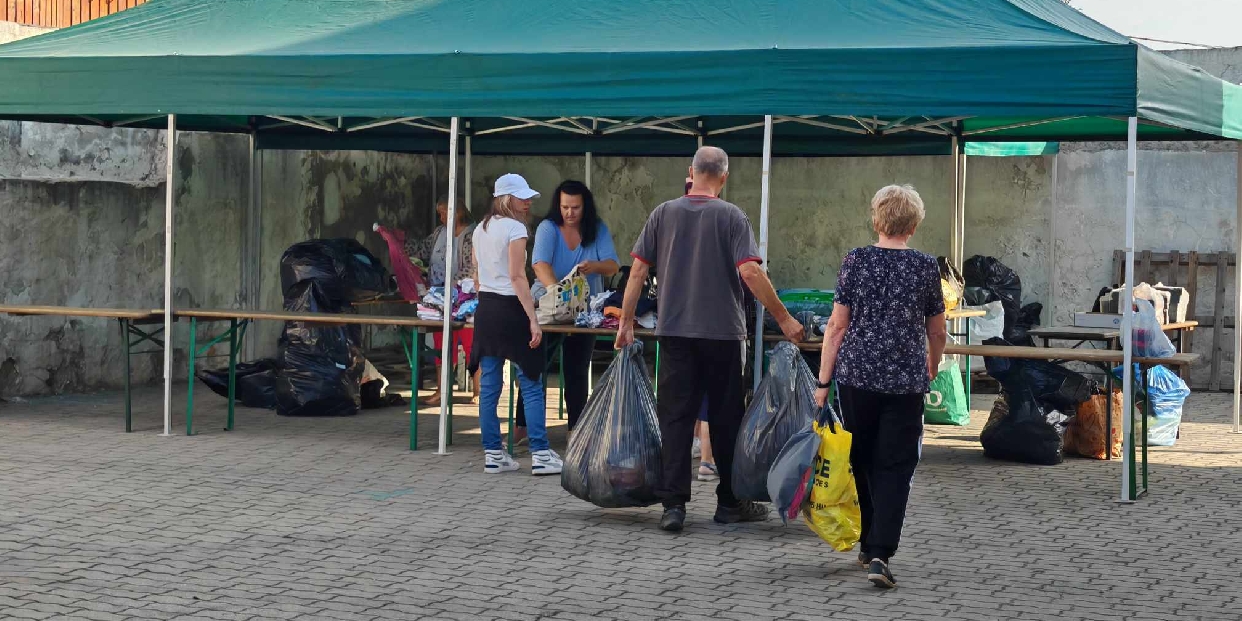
[478,356,548,452]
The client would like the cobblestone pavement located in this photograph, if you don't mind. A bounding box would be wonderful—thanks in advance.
[0,383,1239,621]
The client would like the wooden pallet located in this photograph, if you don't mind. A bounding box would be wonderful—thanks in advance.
[1112,250,1236,390]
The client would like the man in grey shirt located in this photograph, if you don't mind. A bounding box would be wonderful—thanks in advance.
[616,146,804,532]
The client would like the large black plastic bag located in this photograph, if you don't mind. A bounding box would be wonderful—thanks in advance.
[980,389,1072,465]
[196,360,278,409]
[963,255,1022,328]
[733,341,819,502]
[276,280,364,417]
[279,238,393,304]
[983,337,1095,411]
[561,344,662,508]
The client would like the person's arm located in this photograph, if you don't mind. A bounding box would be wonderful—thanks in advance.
[926,313,948,381]
[457,229,476,283]
[614,259,650,349]
[533,262,558,287]
[531,221,559,287]
[508,238,542,348]
[580,224,621,277]
[814,303,851,406]
[739,262,804,342]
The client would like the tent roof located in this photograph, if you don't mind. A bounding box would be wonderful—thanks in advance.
[0,0,1237,156]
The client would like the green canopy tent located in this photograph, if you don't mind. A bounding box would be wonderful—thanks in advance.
[2,0,1240,499]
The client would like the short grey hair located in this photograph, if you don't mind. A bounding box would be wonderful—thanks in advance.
[870,184,926,236]
[692,146,729,178]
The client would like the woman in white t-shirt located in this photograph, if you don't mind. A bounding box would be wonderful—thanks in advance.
[468,174,562,476]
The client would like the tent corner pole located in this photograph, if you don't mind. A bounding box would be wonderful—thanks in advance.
[1234,140,1241,434]
[162,114,177,437]
[752,115,774,391]
[465,128,472,216]
[437,118,462,456]
[1119,117,1138,501]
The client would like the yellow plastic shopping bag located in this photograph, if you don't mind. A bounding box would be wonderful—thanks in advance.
[802,415,862,551]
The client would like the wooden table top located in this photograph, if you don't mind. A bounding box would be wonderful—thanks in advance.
[1028,321,1199,341]
[174,308,461,329]
[0,304,161,320]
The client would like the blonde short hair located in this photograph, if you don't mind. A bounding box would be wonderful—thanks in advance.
[870,184,925,237]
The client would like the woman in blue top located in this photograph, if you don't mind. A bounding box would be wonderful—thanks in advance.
[530,180,619,430]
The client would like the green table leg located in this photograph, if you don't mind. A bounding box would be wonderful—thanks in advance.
[121,319,133,433]
[405,329,421,451]
[186,317,197,436]
[654,340,661,397]
[1141,365,1149,496]
[964,318,972,410]
[226,319,238,432]
[558,342,566,420]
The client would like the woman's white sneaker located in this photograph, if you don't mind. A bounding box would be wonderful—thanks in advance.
[484,450,520,474]
[531,449,563,476]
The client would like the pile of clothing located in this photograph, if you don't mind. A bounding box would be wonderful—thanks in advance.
[417,279,479,321]
[572,290,657,329]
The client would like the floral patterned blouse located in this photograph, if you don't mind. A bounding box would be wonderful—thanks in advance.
[833,246,945,395]
[403,224,476,286]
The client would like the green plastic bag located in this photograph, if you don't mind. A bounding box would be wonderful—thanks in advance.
[924,359,969,426]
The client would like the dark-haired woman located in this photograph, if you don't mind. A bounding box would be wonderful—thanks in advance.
[530,180,619,430]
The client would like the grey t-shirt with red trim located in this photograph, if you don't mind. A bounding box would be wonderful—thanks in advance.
[631,196,761,340]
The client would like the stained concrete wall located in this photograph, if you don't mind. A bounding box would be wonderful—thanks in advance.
[0,120,438,396]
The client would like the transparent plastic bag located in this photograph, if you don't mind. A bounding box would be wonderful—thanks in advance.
[732,342,819,502]
[561,344,662,508]
[1132,298,1175,358]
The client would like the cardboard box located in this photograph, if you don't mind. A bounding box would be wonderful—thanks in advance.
[1075,312,1123,329]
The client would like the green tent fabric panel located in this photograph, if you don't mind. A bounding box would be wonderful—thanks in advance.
[0,0,1124,57]
[964,142,1059,156]
[0,0,1136,119]
[0,46,1141,119]
[0,1,1234,139]
[1136,47,1225,139]
[1223,82,1242,140]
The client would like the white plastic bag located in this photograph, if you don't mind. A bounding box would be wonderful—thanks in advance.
[537,266,589,325]
[966,301,1004,370]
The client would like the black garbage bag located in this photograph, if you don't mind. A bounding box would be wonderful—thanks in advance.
[964,255,1022,328]
[561,343,662,508]
[732,341,819,502]
[276,280,364,417]
[980,389,1072,465]
[195,359,278,409]
[1003,302,1043,347]
[983,337,1095,411]
[279,238,393,304]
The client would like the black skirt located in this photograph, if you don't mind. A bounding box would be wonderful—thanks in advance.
[469,292,545,380]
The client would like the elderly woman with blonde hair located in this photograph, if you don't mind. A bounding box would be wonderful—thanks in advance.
[813,184,948,589]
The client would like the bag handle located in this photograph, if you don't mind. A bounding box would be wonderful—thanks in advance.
[816,392,844,433]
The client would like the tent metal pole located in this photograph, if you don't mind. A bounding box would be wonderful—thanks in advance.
[244,132,260,361]
[437,118,461,456]
[1234,140,1241,433]
[753,115,774,391]
[465,133,472,214]
[585,151,592,189]
[1119,117,1138,502]
[950,137,961,269]
[958,150,967,270]
[162,114,177,437]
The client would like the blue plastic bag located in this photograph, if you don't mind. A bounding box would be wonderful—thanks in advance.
[1113,364,1190,447]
